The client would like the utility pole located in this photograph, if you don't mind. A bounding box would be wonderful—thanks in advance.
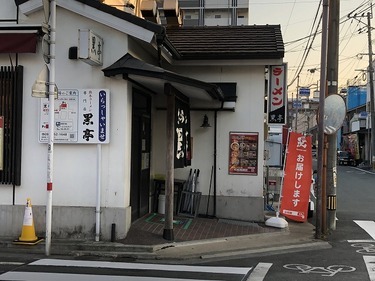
[326,0,340,231]
[348,5,374,169]
[367,11,375,170]
[316,0,329,239]
[295,76,299,131]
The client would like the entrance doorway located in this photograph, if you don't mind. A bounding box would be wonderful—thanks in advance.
[130,90,151,222]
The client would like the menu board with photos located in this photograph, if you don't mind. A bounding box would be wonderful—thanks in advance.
[229,132,258,175]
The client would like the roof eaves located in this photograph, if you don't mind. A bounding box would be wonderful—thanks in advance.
[15,0,165,38]
[103,53,224,101]
[74,0,164,35]
[0,24,43,35]
[162,37,182,59]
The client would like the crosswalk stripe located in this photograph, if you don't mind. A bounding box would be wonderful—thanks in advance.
[0,271,222,281]
[348,239,375,243]
[246,263,272,281]
[0,259,253,281]
[30,259,251,275]
[354,220,375,240]
[363,256,375,281]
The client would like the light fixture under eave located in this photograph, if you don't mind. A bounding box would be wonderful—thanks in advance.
[200,114,211,128]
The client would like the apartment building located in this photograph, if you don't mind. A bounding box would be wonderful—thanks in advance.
[103,0,249,26]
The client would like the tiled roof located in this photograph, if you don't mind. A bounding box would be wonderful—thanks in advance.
[15,1,284,61]
[164,25,284,60]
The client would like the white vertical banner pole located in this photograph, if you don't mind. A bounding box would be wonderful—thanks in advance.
[277,128,291,217]
[45,0,56,256]
[95,144,102,241]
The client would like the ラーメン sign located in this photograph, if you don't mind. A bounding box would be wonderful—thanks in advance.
[267,64,287,125]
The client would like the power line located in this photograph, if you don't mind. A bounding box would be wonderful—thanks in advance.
[288,3,322,87]
[286,1,372,91]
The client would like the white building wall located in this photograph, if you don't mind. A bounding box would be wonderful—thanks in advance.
[152,65,266,221]
[0,3,133,239]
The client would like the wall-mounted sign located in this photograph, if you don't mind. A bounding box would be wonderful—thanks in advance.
[39,89,110,144]
[174,95,191,168]
[229,132,258,175]
[78,29,103,66]
[267,64,287,125]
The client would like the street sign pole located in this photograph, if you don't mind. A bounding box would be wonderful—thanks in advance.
[45,0,56,256]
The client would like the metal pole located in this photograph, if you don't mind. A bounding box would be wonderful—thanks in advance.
[163,83,174,241]
[316,0,329,239]
[326,0,340,231]
[95,144,102,241]
[295,76,299,131]
[46,0,56,256]
[367,12,375,170]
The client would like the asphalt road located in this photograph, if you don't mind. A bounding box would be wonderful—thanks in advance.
[1,164,375,280]
[199,164,375,280]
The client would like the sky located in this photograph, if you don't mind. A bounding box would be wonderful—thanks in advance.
[249,0,373,98]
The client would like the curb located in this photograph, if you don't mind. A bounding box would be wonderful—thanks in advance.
[200,241,331,260]
[65,240,331,262]
[0,222,324,261]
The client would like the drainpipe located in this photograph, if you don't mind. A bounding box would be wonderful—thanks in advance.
[213,110,217,216]
[155,30,166,67]
[95,144,102,241]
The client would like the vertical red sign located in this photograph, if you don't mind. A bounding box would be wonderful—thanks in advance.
[280,132,312,222]
[267,64,287,125]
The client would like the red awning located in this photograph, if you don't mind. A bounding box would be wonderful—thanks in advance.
[0,32,38,53]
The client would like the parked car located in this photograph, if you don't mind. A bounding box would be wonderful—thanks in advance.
[337,151,356,166]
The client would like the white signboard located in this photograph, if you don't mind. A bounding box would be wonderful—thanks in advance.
[78,29,103,66]
[39,89,110,144]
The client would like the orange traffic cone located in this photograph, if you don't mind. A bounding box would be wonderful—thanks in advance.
[13,198,43,245]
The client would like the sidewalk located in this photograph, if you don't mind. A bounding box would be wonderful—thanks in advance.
[0,213,331,262]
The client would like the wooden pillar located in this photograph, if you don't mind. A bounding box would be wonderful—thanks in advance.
[163,83,175,241]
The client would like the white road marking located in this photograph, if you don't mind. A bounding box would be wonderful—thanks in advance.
[246,263,272,281]
[354,220,375,240]
[353,167,375,175]
[0,262,24,265]
[363,256,375,281]
[0,271,219,281]
[30,259,251,275]
[348,239,375,243]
